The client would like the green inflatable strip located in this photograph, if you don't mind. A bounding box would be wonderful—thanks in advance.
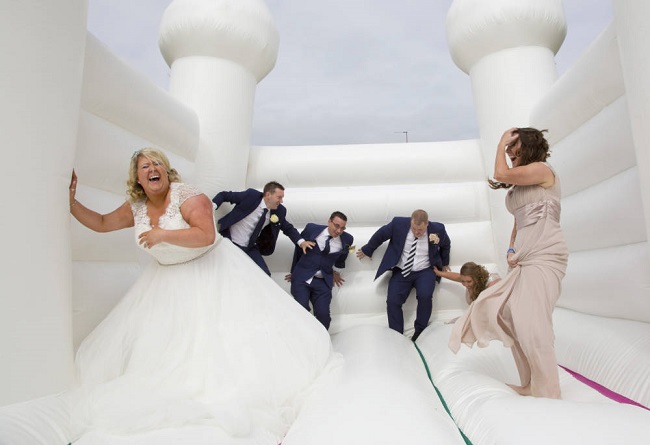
[413,343,473,445]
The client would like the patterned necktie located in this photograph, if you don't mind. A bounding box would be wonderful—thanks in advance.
[322,235,332,255]
[401,238,418,277]
[249,208,268,248]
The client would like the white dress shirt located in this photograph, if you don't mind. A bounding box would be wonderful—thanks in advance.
[306,228,343,282]
[397,231,430,273]
[230,201,269,247]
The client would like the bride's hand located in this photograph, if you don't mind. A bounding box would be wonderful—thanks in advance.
[69,170,77,208]
[138,226,165,248]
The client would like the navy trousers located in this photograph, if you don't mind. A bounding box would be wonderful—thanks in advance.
[291,277,332,329]
[386,267,436,334]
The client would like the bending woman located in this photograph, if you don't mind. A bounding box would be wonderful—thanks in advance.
[449,128,568,399]
[435,262,500,305]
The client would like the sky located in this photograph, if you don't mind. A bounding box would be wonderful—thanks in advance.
[87,0,613,146]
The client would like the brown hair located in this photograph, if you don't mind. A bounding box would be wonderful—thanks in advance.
[411,209,429,225]
[460,262,490,302]
[489,127,550,190]
[263,181,285,195]
[330,211,348,222]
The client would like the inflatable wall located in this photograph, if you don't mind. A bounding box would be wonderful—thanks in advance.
[1,0,649,444]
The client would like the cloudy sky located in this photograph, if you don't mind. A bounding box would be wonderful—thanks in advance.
[87,0,613,146]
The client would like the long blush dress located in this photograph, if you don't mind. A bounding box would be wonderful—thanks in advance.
[449,163,568,398]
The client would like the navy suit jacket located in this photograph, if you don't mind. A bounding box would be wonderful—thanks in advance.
[360,217,450,280]
[291,223,354,289]
[212,188,301,255]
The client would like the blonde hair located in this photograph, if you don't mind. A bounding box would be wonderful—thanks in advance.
[126,148,181,202]
[459,262,490,302]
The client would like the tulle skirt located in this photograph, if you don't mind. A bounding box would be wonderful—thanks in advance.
[72,237,334,443]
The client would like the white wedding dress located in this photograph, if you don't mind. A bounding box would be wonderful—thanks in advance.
[71,183,334,444]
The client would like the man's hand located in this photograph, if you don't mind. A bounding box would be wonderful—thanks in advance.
[442,265,451,272]
[333,271,345,287]
[284,273,292,282]
[300,240,316,254]
[356,248,368,259]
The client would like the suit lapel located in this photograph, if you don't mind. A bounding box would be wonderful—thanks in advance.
[398,221,410,247]
[312,225,326,252]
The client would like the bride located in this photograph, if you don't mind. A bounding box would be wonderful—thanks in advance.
[69,148,333,443]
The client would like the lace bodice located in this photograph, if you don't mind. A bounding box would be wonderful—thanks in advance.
[131,182,217,265]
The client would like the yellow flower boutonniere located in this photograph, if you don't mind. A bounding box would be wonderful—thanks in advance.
[348,245,356,253]
[269,214,279,224]
[429,233,440,244]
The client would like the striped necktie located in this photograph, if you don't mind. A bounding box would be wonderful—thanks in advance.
[401,238,418,277]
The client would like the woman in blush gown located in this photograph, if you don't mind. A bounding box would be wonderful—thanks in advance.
[435,262,501,305]
[449,128,569,399]
[68,148,333,444]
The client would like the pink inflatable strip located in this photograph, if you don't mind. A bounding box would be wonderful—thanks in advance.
[559,365,649,411]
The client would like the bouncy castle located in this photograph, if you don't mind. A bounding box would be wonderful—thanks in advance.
[1,0,649,443]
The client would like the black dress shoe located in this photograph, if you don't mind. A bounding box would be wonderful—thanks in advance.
[411,330,422,342]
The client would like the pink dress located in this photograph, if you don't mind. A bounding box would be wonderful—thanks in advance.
[449,163,569,398]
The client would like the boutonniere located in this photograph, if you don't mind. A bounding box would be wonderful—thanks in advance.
[429,233,440,244]
[269,214,279,224]
[348,245,355,253]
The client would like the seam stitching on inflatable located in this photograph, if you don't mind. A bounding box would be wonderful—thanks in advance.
[413,343,474,445]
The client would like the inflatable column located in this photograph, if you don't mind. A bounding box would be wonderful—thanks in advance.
[0,0,86,404]
[446,0,567,269]
[158,0,279,195]
[612,0,650,246]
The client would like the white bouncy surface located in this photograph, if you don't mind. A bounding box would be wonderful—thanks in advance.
[2,311,649,445]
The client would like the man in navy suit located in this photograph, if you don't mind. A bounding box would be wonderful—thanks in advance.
[357,209,451,341]
[286,211,354,330]
[213,181,314,275]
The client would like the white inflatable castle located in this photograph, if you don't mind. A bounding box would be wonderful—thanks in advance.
[1,0,649,444]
